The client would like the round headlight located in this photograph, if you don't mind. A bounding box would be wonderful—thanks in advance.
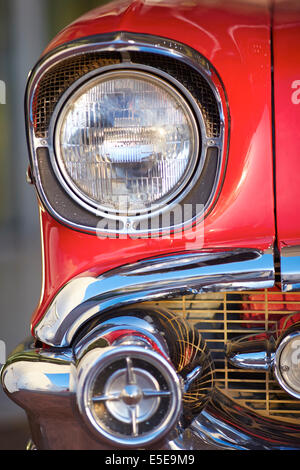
[275,332,300,399]
[54,70,199,215]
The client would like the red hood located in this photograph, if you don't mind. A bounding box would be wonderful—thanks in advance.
[44,0,271,59]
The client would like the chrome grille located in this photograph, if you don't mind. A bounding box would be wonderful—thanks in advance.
[145,289,300,423]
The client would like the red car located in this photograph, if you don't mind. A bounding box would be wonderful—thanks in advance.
[2,0,300,450]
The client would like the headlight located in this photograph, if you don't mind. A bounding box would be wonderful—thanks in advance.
[54,70,199,215]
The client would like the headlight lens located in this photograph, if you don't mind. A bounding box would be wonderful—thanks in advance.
[55,70,199,215]
[277,334,300,398]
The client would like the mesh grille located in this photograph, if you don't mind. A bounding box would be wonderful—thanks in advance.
[130,52,221,138]
[31,50,221,139]
[32,52,121,138]
[144,289,300,423]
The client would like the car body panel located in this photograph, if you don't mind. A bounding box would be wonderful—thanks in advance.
[31,0,275,331]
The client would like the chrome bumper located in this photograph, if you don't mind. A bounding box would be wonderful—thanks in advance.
[5,248,300,450]
[2,338,300,450]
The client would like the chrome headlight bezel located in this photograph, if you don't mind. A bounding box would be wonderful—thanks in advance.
[26,32,228,236]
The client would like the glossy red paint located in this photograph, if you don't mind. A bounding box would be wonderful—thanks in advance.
[31,0,275,332]
[273,0,300,249]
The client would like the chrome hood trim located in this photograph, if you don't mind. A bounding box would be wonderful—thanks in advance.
[281,245,300,291]
[34,249,274,347]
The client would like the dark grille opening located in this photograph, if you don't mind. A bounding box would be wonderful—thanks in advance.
[31,50,221,139]
[129,51,221,138]
[144,289,300,423]
[32,52,122,138]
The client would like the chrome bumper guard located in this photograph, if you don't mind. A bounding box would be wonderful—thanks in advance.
[2,338,300,450]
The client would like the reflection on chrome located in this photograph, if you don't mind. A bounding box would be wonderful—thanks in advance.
[169,389,300,450]
[281,245,300,291]
[2,339,299,450]
[35,249,274,347]
[226,336,276,371]
[226,311,300,400]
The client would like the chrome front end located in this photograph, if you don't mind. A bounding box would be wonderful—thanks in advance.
[2,250,300,449]
[3,340,300,450]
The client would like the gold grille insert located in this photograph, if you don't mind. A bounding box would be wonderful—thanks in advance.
[145,289,300,423]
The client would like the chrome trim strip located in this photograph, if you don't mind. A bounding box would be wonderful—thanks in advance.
[281,246,300,292]
[34,249,275,347]
[26,31,228,235]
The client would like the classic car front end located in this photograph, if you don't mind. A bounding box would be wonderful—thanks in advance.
[2,0,300,450]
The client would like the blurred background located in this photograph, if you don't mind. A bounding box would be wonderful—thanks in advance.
[0,0,109,449]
